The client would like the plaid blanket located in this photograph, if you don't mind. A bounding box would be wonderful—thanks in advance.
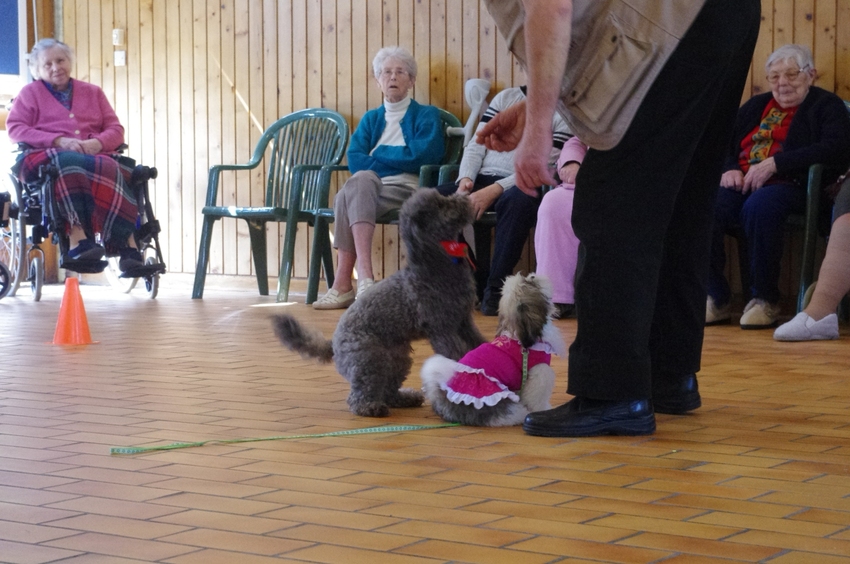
[19,149,138,254]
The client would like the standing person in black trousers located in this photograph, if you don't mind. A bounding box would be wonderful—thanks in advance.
[478,0,761,436]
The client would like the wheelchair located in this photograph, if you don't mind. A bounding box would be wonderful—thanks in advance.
[0,147,166,301]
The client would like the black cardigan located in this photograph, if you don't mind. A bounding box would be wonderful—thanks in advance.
[723,87,850,187]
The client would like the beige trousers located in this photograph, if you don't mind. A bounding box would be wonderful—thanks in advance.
[332,170,418,252]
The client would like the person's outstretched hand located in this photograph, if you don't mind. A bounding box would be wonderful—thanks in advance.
[476,100,526,152]
[513,129,557,195]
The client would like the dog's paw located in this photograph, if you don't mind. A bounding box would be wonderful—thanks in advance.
[350,402,391,418]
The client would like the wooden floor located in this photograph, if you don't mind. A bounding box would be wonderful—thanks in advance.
[2,276,850,564]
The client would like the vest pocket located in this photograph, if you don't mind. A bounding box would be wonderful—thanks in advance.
[566,13,657,129]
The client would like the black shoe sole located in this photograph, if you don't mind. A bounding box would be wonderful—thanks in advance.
[654,393,701,415]
[705,317,732,326]
[523,414,656,437]
[740,322,778,330]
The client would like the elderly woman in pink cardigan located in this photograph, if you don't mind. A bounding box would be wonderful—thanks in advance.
[534,136,587,318]
[7,38,145,274]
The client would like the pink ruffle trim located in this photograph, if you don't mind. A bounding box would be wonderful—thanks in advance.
[440,367,520,409]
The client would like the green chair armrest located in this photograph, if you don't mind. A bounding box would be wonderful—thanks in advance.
[419,164,441,187]
[438,165,460,185]
[315,164,351,210]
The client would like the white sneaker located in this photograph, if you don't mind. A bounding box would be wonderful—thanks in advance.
[706,296,731,326]
[357,278,375,298]
[312,288,356,310]
[774,312,839,341]
[740,298,781,329]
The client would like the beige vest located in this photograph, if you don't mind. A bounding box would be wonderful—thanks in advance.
[483,0,707,150]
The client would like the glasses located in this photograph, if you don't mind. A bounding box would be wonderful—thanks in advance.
[766,65,810,84]
[380,69,409,79]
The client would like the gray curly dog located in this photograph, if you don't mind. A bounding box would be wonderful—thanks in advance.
[272,189,485,417]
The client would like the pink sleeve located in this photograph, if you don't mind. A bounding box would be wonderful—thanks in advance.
[5,84,57,149]
[556,136,588,171]
[90,86,124,152]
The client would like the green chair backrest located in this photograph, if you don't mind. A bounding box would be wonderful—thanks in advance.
[261,108,349,210]
[437,107,464,166]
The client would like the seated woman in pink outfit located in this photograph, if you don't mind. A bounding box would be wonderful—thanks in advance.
[533,136,587,318]
[7,38,146,275]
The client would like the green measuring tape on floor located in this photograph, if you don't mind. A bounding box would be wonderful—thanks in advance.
[110,423,461,455]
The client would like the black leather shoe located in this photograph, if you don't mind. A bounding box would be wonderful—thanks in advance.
[522,397,655,437]
[479,294,499,316]
[653,373,701,415]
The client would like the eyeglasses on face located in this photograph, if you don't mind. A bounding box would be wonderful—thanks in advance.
[380,69,409,78]
[766,65,810,84]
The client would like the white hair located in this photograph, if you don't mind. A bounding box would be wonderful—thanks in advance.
[765,44,814,72]
[28,38,74,77]
[372,46,417,80]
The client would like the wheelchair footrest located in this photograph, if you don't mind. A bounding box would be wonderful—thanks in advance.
[119,263,166,279]
[60,257,109,274]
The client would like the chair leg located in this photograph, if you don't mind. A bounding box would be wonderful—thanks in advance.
[473,222,493,298]
[798,227,819,314]
[247,219,269,296]
[322,230,335,290]
[192,215,218,299]
[307,217,333,304]
[277,219,299,302]
[735,233,751,307]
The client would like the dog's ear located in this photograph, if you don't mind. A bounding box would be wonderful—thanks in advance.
[515,300,546,349]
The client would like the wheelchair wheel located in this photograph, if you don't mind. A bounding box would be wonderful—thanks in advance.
[0,261,10,299]
[104,256,139,293]
[29,254,43,301]
[144,256,159,299]
[0,192,26,298]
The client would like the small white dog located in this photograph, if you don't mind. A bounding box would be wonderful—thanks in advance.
[421,273,567,426]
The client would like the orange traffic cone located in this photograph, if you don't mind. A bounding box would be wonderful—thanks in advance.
[53,277,96,345]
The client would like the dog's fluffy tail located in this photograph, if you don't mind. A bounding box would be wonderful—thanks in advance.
[272,314,334,363]
[420,355,459,401]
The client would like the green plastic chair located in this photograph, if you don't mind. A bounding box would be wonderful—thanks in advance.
[305,108,463,304]
[192,108,349,301]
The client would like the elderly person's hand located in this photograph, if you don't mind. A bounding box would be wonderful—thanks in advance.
[79,139,103,155]
[53,137,85,153]
[475,100,556,195]
[468,184,502,220]
[476,100,525,152]
[53,137,103,155]
[514,128,557,195]
[456,177,474,195]
[559,162,580,185]
[720,170,745,191]
[742,157,777,193]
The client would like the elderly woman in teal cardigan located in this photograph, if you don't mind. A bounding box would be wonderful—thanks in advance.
[313,46,444,310]
[7,38,147,275]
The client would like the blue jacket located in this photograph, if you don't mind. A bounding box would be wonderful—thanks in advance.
[724,87,850,187]
[347,100,445,177]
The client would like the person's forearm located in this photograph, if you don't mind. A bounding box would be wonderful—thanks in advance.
[521,0,573,136]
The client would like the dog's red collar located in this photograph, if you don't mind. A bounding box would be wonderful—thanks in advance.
[440,241,475,270]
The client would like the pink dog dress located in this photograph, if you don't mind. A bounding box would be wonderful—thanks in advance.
[441,335,554,409]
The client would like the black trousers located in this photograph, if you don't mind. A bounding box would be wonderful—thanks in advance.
[567,0,761,401]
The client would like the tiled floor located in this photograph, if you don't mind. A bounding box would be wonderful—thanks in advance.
[2,275,850,563]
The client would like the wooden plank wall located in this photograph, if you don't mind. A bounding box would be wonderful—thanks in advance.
[56,0,850,292]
